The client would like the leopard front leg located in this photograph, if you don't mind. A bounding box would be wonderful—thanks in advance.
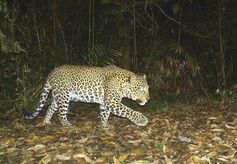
[99,104,110,128]
[106,101,148,126]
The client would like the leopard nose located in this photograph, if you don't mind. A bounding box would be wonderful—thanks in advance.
[146,97,150,103]
[146,94,150,101]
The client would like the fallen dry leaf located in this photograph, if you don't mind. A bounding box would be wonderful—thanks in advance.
[0,138,15,147]
[38,155,52,164]
[73,153,95,164]
[118,153,129,162]
[131,146,146,157]
[208,117,218,120]
[40,135,57,143]
[128,160,150,164]
[27,144,46,152]
[164,119,171,130]
[55,153,72,161]
[113,156,120,164]
[178,135,192,143]
[25,133,39,144]
[210,128,224,132]
[216,157,229,162]
[225,124,237,129]
[187,144,199,151]
[164,155,172,164]
[57,143,72,150]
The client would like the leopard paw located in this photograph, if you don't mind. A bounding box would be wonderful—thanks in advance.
[134,115,148,126]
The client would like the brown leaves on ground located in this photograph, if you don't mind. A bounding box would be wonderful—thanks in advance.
[0,101,237,163]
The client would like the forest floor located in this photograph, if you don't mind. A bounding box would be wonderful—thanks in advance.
[0,100,237,164]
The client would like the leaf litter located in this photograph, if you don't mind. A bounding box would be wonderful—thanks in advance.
[0,101,237,163]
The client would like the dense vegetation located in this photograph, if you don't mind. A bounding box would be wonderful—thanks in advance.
[0,0,237,112]
[1,1,237,163]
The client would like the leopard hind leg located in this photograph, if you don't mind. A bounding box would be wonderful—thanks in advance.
[56,92,71,126]
[43,92,58,124]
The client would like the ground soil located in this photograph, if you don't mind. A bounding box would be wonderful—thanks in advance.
[0,101,237,163]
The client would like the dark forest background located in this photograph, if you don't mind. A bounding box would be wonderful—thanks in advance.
[1,0,237,113]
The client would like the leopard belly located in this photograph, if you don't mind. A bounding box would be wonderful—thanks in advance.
[69,88,104,103]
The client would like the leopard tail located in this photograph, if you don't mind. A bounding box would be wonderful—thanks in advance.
[24,82,51,119]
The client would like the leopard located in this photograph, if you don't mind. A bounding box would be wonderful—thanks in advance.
[24,65,150,127]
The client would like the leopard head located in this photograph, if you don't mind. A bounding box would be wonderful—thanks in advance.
[124,74,150,106]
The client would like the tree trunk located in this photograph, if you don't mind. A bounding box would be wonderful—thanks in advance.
[10,0,16,43]
[218,0,226,88]
[132,0,138,72]
[120,26,131,70]
[53,0,57,47]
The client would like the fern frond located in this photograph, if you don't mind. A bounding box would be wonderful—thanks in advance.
[88,45,121,65]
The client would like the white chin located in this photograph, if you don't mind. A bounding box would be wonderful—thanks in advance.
[139,102,146,106]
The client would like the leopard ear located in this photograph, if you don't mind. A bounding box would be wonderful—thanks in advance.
[143,74,146,79]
